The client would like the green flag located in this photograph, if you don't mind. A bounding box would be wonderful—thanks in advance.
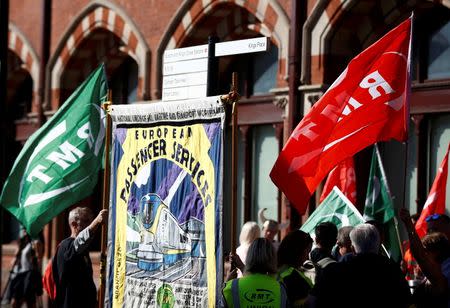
[363,144,402,262]
[301,187,365,235]
[0,65,108,237]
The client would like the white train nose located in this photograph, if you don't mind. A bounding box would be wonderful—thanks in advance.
[137,243,164,262]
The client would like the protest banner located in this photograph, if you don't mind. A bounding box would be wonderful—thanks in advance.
[107,97,225,307]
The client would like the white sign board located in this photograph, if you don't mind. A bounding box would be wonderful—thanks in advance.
[163,71,208,89]
[163,58,208,76]
[215,37,269,57]
[163,44,209,63]
[162,84,207,101]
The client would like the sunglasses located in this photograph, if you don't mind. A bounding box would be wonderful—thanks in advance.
[425,214,442,222]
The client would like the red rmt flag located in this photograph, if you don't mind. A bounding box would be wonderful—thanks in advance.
[415,144,450,238]
[271,17,412,215]
[319,157,357,204]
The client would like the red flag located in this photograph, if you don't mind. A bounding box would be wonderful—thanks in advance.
[271,17,412,215]
[415,144,450,238]
[319,157,356,204]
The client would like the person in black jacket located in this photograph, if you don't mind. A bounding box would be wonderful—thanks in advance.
[310,223,411,308]
[53,207,107,308]
[277,230,313,308]
[4,229,44,308]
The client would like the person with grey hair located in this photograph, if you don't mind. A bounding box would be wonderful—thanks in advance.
[259,208,289,251]
[310,223,411,308]
[335,226,354,262]
[349,223,380,254]
[222,238,288,307]
[52,207,107,308]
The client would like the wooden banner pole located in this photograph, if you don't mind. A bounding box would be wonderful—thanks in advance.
[221,73,239,252]
[98,90,112,308]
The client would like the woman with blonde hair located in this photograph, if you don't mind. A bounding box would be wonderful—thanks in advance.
[235,221,260,277]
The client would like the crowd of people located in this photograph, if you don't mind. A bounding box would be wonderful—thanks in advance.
[3,204,450,308]
[222,208,450,308]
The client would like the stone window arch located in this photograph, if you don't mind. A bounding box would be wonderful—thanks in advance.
[47,1,150,110]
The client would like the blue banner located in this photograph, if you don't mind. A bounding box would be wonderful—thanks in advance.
[107,97,225,307]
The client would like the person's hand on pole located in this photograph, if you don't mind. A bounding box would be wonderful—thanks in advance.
[89,209,108,233]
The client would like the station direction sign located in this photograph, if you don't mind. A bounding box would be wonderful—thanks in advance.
[163,71,208,89]
[162,37,269,101]
[215,37,269,57]
[162,84,207,102]
[163,44,208,63]
[162,45,209,101]
[162,71,208,101]
[163,58,208,76]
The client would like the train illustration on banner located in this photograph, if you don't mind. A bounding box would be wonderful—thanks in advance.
[137,194,192,271]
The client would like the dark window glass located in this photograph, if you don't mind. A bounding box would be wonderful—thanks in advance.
[111,57,138,104]
[252,43,278,95]
[218,40,278,96]
[428,20,450,80]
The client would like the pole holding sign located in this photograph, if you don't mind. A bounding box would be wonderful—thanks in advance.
[220,72,240,252]
[207,36,219,97]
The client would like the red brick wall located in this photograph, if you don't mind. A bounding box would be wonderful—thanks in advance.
[51,1,184,55]
[47,0,296,102]
[9,0,43,58]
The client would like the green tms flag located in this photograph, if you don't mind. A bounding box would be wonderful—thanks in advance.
[363,144,402,262]
[301,187,365,235]
[0,65,108,237]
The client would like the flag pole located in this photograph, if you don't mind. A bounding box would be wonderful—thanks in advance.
[397,138,408,258]
[401,12,413,212]
[375,144,405,258]
[397,13,414,257]
[0,0,9,296]
[221,73,239,252]
[230,72,239,253]
[98,90,112,308]
[394,216,404,258]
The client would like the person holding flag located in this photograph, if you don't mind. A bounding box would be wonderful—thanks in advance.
[400,208,449,307]
[402,213,422,281]
[399,143,450,306]
[53,207,107,308]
